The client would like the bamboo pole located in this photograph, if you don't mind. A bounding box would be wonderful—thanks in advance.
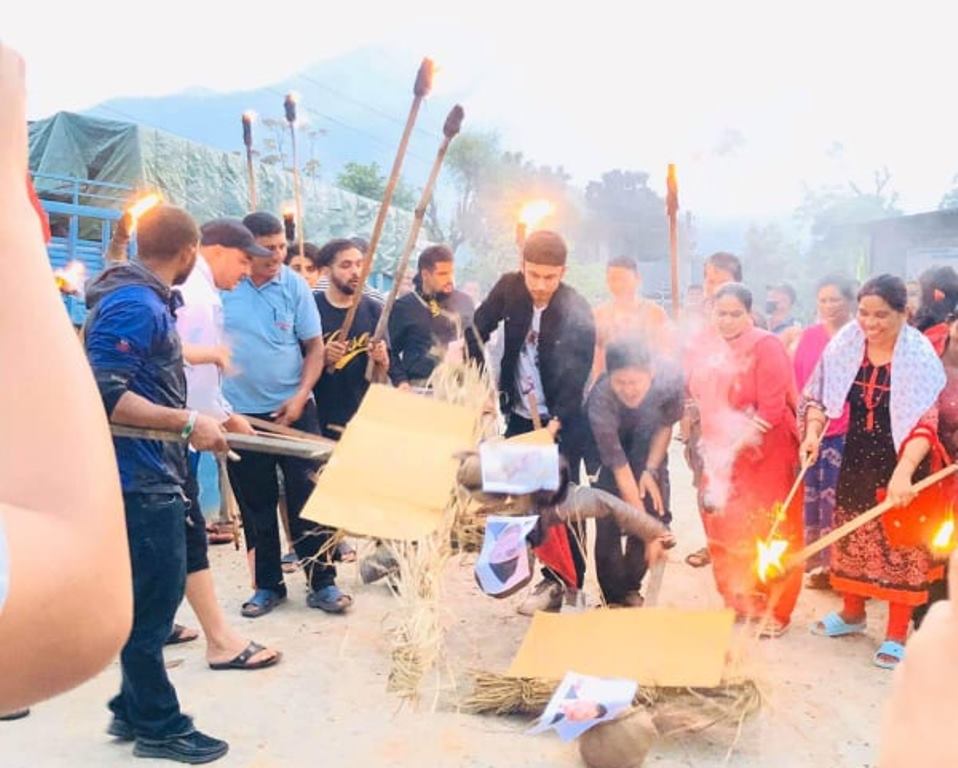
[365,104,465,383]
[242,111,257,211]
[666,164,680,320]
[784,463,958,570]
[110,425,332,460]
[340,57,435,339]
[284,94,306,263]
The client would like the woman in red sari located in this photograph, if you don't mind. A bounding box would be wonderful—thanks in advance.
[687,283,802,636]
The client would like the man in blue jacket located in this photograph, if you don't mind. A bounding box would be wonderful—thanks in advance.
[85,204,230,764]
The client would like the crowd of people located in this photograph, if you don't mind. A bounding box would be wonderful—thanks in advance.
[3,40,958,767]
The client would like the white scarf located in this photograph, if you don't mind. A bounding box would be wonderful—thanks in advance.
[805,321,945,450]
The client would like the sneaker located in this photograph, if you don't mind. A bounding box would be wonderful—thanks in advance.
[133,729,229,764]
[517,579,563,616]
[359,547,399,585]
[107,716,135,741]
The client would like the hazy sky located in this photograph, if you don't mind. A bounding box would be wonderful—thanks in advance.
[6,0,955,221]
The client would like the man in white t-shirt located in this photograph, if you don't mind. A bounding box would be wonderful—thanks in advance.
[474,231,596,614]
[173,219,280,671]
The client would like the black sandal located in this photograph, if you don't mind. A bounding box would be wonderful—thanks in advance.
[209,641,281,671]
[165,623,200,646]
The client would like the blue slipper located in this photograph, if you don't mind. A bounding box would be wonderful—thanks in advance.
[873,640,905,670]
[810,611,867,637]
[307,585,353,614]
[241,589,286,618]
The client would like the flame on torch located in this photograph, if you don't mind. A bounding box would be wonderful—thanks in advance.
[518,199,555,230]
[54,260,86,294]
[127,193,162,229]
[932,516,956,554]
[756,537,789,584]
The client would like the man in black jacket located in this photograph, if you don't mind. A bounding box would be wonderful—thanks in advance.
[388,245,478,388]
[473,230,596,613]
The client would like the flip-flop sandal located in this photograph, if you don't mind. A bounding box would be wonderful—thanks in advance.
[209,641,282,671]
[810,610,867,637]
[165,623,200,646]
[281,552,299,573]
[685,547,711,568]
[241,589,286,618]
[873,640,905,670]
[307,585,353,614]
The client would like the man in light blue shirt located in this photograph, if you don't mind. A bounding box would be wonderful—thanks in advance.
[223,212,352,618]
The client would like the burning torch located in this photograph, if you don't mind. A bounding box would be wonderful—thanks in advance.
[242,110,257,211]
[341,57,436,340]
[757,464,958,583]
[284,92,306,264]
[282,204,296,245]
[105,192,162,264]
[667,164,680,319]
[515,199,555,264]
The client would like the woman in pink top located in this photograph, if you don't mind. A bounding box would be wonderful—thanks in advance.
[793,274,856,589]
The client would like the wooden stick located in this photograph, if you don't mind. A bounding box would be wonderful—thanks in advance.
[340,57,435,340]
[245,415,335,448]
[526,392,543,431]
[216,455,241,550]
[365,104,465,383]
[110,425,331,460]
[784,463,958,570]
[666,164,680,320]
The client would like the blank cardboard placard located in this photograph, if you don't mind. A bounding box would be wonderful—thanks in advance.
[507,608,735,688]
[301,384,478,540]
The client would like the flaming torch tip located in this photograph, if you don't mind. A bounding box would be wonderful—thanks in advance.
[756,537,789,584]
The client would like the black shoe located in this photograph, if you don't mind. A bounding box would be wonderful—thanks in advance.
[107,716,135,741]
[0,709,29,721]
[133,730,229,764]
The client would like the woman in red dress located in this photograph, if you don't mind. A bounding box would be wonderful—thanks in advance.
[687,283,802,636]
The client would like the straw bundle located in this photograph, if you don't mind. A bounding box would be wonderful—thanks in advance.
[461,671,762,738]
[382,359,490,702]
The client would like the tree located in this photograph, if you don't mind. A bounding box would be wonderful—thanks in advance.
[795,166,902,282]
[335,161,416,212]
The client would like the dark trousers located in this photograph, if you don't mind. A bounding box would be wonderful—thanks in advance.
[108,493,192,739]
[505,411,587,589]
[184,451,209,575]
[594,466,672,603]
[227,400,334,595]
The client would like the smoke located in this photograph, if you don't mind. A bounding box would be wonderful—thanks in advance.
[677,311,763,510]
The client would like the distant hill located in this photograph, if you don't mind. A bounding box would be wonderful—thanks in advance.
[85,46,462,188]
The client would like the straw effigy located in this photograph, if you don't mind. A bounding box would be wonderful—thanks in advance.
[382,358,495,704]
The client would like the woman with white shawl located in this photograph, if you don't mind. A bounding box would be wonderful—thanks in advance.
[801,275,946,670]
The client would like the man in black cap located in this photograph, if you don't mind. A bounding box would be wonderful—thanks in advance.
[171,219,282,671]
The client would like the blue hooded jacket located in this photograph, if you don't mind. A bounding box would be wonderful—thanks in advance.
[84,261,188,495]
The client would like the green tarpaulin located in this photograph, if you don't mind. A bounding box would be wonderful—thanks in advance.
[29,111,420,276]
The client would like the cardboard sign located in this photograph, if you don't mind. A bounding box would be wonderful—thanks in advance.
[301,385,479,540]
[508,608,735,688]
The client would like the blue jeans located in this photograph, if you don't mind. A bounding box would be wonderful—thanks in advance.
[108,493,192,739]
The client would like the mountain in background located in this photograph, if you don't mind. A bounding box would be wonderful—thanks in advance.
[85,46,461,191]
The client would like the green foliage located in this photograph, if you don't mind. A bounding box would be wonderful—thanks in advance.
[335,161,416,212]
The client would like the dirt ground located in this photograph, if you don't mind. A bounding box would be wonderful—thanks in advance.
[1,444,893,767]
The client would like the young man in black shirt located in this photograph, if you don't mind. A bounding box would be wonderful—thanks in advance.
[473,230,596,613]
[388,245,478,388]
[311,239,389,438]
